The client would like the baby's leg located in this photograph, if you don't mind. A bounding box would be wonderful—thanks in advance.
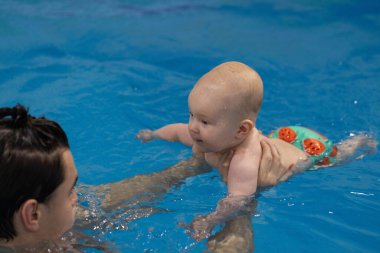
[336,135,377,163]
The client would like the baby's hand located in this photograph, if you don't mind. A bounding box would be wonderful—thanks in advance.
[186,215,213,241]
[135,129,155,142]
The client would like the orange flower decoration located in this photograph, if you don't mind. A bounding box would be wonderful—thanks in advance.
[303,138,325,155]
[329,145,338,157]
[278,127,297,143]
[316,157,331,166]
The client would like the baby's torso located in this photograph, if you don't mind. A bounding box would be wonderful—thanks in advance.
[204,128,262,182]
[203,126,337,185]
[204,152,229,181]
[254,134,310,175]
[266,137,310,172]
[203,131,311,182]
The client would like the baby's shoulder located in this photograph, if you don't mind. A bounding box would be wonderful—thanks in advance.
[237,131,263,154]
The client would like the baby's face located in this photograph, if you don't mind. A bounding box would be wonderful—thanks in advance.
[188,82,242,153]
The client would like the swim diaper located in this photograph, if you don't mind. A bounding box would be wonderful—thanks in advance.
[268,126,337,167]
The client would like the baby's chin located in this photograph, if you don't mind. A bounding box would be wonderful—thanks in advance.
[193,142,208,152]
[196,143,219,154]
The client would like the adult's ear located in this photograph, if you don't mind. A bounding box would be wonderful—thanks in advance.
[236,119,253,139]
[19,199,40,232]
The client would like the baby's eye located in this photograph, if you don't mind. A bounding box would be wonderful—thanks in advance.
[201,120,208,125]
[189,113,194,117]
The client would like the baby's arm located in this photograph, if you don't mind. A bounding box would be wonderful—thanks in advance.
[188,194,254,241]
[189,151,260,241]
[136,123,193,147]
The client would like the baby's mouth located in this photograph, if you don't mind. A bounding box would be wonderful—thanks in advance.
[190,134,203,143]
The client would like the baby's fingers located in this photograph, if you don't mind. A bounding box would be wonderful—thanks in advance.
[135,130,144,140]
[135,129,153,142]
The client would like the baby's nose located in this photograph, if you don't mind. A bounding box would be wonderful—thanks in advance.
[189,120,199,134]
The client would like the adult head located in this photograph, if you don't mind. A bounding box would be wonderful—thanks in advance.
[0,104,78,246]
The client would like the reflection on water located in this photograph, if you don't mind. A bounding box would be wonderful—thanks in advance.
[68,184,165,252]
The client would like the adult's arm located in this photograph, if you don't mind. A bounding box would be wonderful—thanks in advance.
[96,157,211,210]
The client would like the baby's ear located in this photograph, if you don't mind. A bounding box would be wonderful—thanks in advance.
[237,119,253,137]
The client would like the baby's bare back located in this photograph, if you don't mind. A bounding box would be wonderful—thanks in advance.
[261,135,310,173]
[205,132,310,183]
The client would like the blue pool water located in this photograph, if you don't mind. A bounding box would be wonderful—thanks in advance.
[1,0,380,252]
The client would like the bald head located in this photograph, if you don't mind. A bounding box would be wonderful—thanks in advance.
[194,61,263,121]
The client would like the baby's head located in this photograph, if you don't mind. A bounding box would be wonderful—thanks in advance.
[188,62,263,152]
[0,105,78,245]
[191,61,263,124]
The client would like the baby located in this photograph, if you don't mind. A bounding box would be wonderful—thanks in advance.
[136,61,376,240]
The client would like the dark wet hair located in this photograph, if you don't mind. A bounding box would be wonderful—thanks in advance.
[0,104,70,241]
